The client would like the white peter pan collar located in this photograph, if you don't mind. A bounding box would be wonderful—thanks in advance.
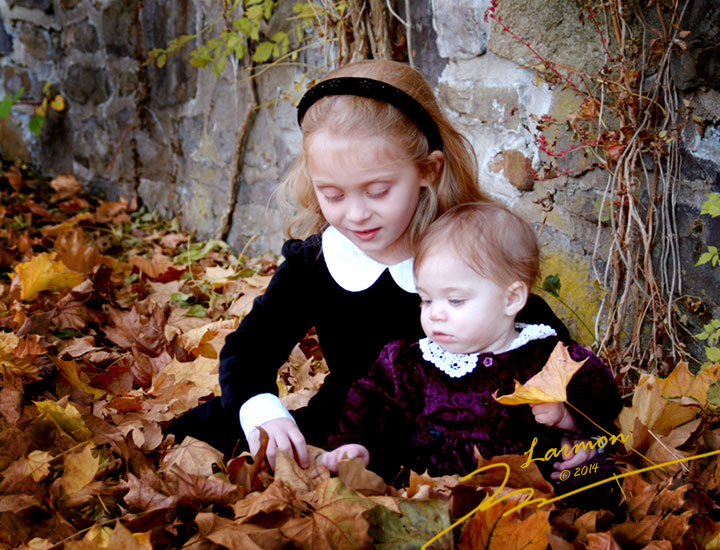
[419,324,558,378]
[322,226,416,293]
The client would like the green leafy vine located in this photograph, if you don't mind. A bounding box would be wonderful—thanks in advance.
[695,192,720,367]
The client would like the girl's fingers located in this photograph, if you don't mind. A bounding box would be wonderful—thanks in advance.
[288,430,309,468]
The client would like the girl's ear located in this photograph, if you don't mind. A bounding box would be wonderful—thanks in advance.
[504,281,529,316]
[420,150,445,187]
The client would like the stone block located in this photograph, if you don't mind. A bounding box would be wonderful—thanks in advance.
[432,0,487,60]
[0,14,13,55]
[667,0,720,90]
[502,149,534,191]
[10,0,52,11]
[142,0,197,107]
[487,0,606,75]
[100,0,135,57]
[2,64,35,97]
[63,64,111,105]
[16,21,53,60]
[117,71,138,97]
[62,19,99,53]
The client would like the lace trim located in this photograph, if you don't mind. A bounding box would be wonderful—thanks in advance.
[419,338,478,378]
[506,323,557,351]
[419,324,558,378]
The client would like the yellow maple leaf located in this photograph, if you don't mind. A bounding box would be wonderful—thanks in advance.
[34,399,93,442]
[52,356,106,399]
[62,444,98,494]
[13,252,84,301]
[493,342,586,405]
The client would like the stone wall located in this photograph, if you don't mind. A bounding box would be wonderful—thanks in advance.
[1,0,718,349]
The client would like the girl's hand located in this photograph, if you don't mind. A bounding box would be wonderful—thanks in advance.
[550,437,597,480]
[530,403,578,432]
[249,418,308,469]
[321,444,370,473]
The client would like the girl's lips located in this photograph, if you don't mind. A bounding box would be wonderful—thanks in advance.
[352,228,380,241]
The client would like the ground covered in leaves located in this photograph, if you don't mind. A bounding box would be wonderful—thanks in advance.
[1,166,720,549]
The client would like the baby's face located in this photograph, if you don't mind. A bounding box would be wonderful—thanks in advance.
[415,249,518,355]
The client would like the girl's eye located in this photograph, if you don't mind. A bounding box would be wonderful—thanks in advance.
[323,193,344,202]
[367,188,389,199]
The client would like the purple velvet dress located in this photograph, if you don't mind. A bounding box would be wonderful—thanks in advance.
[328,330,622,483]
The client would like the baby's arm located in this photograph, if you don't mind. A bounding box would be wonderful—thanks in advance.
[321,444,370,472]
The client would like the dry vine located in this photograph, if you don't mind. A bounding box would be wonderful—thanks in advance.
[488,0,692,379]
[590,0,689,375]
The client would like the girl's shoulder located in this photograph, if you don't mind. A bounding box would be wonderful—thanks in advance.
[280,234,323,264]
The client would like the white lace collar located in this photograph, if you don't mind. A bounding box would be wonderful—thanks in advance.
[418,324,557,378]
[321,226,416,293]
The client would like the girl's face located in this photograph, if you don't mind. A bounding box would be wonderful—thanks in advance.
[307,129,435,265]
[416,248,522,355]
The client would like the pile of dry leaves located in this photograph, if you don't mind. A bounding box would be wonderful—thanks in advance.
[1,166,719,549]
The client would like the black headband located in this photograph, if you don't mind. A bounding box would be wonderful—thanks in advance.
[296,77,443,151]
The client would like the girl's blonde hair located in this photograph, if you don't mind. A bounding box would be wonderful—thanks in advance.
[277,60,486,251]
[414,202,540,291]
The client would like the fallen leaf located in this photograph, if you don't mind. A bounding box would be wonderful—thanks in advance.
[493,342,586,404]
[281,477,377,550]
[129,252,175,280]
[13,252,84,301]
[458,495,550,550]
[27,450,54,482]
[62,444,99,494]
[34,399,93,441]
[369,498,453,550]
[194,512,287,550]
[161,436,224,477]
[173,468,238,507]
[52,357,106,399]
[54,227,99,273]
[586,532,622,550]
[123,473,178,513]
[50,174,83,199]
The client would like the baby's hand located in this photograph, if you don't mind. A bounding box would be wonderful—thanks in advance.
[530,403,578,432]
[550,437,597,480]
[321,444,370,473]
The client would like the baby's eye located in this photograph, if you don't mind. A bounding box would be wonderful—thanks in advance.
[419,299,431,307]
[448,299,466,306]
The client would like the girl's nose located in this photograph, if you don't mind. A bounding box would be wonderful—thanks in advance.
[345,197,372,224]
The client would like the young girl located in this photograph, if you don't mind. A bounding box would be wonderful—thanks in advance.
[322,202,622,485]
[170,60,570,466]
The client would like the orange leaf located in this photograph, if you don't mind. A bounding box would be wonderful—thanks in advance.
[459,495,550,550]
[13,252,84,301]
[586,532,622,550]
[493,342,586,405]
[129,252,174,280]
[50,174,83,199]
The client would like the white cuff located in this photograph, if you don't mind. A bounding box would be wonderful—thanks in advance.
[238,393,295,441]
